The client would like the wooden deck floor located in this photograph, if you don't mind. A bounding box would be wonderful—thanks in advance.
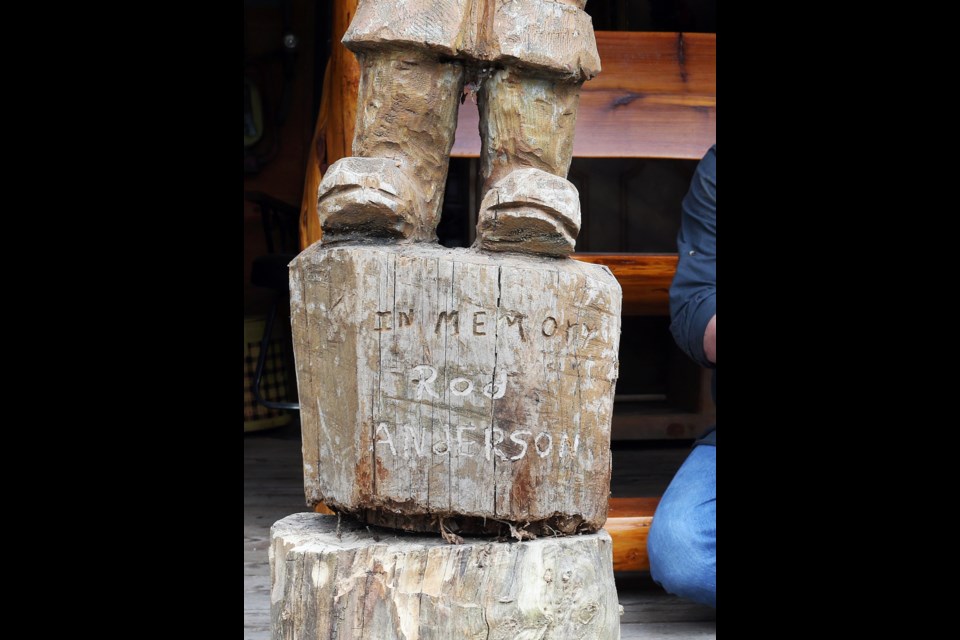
[244,422,716,639]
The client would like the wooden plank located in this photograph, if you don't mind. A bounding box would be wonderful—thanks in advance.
[606,497,659,573]
[607,516,654,572]
[573,253,676,316]
[451,32,716,159]
[609,496,660,518]
[584,32,716,95]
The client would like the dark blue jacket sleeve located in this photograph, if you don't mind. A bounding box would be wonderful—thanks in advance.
[670,145,716,369]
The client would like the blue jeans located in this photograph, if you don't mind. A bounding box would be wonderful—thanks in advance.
[647,444,716,607]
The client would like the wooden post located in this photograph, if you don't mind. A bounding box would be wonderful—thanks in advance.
[280,1,621,636]
[292,0,617,538]
[271,513,622,639]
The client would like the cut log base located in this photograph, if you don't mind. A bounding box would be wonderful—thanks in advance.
[270,513,622,640]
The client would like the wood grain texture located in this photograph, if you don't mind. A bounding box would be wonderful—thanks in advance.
[344,0,599,80]
[573,254,676,315]
[607,516,653,572]
[605,497,660,573]
[317,50,464,242]
[608,497,660,518]
[451,31,716,159]
[291,242,622,535]
[478,67,581,197]
[270,513,622,639]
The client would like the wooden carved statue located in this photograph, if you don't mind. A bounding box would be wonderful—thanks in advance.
[273,2,623,637]
[291,0,619,537]
[318,0,600,256]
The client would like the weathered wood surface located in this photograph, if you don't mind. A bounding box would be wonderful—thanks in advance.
[317,0,595,252]
[318,49,465,243]
[343,0,599,81]
[270,512,622,639]
[475,66,585,257]
[291,243,622,535]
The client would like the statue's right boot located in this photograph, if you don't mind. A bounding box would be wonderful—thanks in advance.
[318,49,465,244]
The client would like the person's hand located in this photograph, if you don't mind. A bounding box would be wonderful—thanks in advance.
[704,314,716,364]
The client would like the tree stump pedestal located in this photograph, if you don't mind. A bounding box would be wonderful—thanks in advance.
[270,513,621,639]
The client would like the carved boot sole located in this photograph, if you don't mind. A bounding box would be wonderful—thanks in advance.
[317,157,423,242]
[477,168,582,256]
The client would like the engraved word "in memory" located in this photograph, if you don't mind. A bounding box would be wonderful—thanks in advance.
[371,309,600,344]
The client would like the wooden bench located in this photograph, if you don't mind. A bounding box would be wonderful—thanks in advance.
[301,0,715,573]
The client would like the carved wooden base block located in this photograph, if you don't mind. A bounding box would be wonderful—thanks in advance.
[291,243,622,535]
[270,513,622,639]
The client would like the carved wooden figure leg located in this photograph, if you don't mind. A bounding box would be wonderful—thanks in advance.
[317,49,465,244]
[475,69,584,256]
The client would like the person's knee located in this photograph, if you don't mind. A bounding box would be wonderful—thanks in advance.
[648,499,716,607]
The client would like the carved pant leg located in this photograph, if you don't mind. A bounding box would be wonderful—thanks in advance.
[318,49,465,243]
[475,68,584,256]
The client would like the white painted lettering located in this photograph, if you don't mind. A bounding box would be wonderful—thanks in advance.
[432,424,451,455]
[450,377,474,397]
[488,426,508,461]
[403,424,426,458]
[457,425,477,456]
[375,422,397,456]
[509,430,532,460]
[535,432,553,458]
[482,371,507,399]
[411,365,439,400]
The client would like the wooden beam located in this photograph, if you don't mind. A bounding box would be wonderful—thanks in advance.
[573,253,676,315]
[451,32,716,159]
